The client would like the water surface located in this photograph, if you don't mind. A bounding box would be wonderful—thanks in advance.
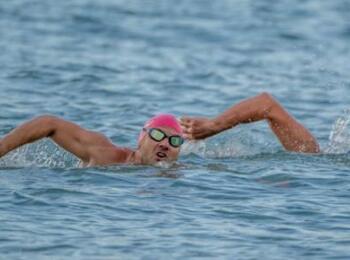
[1,0,350,259]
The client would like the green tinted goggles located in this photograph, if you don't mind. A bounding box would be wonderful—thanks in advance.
[143,128,184,148]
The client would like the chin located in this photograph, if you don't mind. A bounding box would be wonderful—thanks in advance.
[158,157,178,163]
[145,154,177,165]
[154,158,166,163]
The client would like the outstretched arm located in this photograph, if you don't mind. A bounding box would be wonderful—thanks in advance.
[180,92,320,153]
[0,115,119,163]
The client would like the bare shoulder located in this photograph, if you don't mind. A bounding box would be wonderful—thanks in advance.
[87,144,134,166]
[79,129,114,147]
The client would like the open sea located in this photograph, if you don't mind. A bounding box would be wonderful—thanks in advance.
[1,0,350,259]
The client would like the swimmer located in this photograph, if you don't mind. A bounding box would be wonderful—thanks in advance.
[0,113,184,166]
[0,93,319,167]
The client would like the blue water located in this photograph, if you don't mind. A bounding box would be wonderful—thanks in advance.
[1,0,350,259]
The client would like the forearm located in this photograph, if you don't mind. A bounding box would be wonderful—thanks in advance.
[0,115,56,157]
[212,92,275,131]
[212,92,319,153]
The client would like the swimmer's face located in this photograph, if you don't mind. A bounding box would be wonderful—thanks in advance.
[138,127,181,165]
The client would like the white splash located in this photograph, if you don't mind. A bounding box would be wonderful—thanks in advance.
[0,139,79,168]
[325,109,350,154]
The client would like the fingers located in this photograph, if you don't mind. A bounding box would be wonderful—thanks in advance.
[182,128,193,140]
[180,116,208,140]
[180,116,191,123]
[180,117,193,132]
[180,117,194,140]
[183,133,194,140]
[180,117,192,128]
[182,126,202,140]
[182,126,194,136]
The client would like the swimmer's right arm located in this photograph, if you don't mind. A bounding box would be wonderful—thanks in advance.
[0,115,115,162]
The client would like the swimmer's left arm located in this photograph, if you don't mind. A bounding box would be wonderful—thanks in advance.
[180,92,320,153]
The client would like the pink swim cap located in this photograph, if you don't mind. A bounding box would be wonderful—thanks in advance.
[138,114,183,145]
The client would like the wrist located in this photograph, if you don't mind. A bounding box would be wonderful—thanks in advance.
[211,117,228,133]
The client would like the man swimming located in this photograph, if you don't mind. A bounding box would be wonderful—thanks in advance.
[0,93,319,166]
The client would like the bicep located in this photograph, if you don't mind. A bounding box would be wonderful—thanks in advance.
[49,118,114,162]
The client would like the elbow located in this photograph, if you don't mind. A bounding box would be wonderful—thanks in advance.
[258,92,280,118]
[35,115,58,137]
[260,92,275,103]
[260,92,277,107]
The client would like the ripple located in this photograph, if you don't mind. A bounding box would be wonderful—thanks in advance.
[1,0,350,259]
[12,191,51,206]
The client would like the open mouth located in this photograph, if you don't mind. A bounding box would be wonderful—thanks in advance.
[156,152,167,159]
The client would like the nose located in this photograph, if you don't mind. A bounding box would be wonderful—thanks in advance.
[159,139,170,151]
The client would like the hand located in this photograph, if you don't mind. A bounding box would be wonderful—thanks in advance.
[180,117,219,140]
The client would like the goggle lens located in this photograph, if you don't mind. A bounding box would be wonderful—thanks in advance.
[169,136,183,147]
[150,129,166,141]
[146,128,184,148]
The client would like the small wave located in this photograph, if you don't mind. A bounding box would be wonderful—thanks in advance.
[12,191,51,206]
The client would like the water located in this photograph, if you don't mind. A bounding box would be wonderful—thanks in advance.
[1,0,350,259]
